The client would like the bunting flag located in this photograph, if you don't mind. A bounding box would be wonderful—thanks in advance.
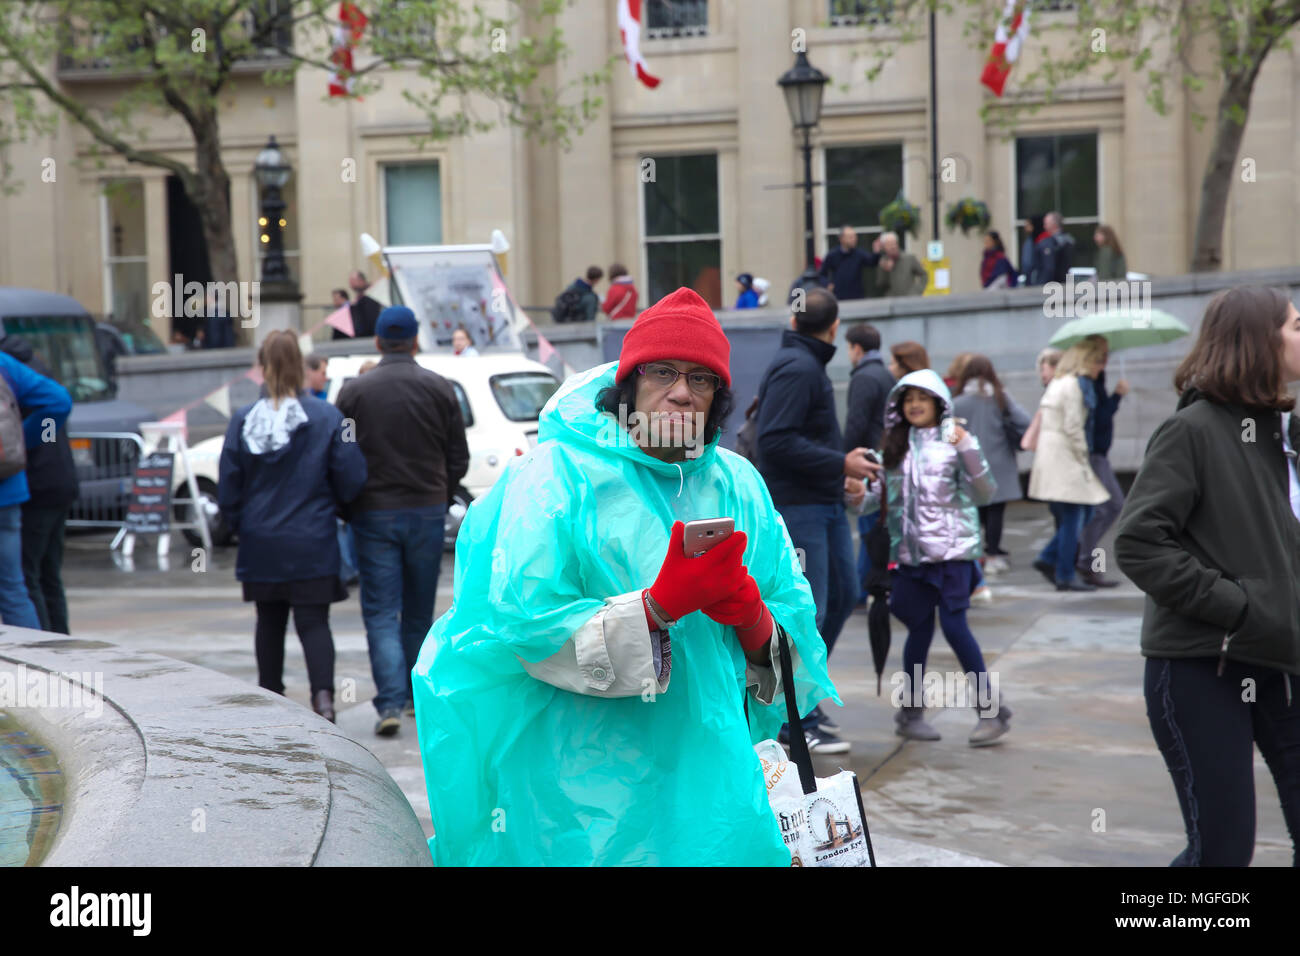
[324,304,355,337]
[160,407,188,442]
[328,1,368,97]
[618,0,661,89]
[537,335,557,365]
[203,384,231,419]
[246,364,265,386]
[980,0,1031,97]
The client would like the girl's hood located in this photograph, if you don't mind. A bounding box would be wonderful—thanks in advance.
[885,368,952,430]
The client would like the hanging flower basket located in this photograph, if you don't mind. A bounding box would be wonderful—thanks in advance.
[878,193,921,238]
[944,198,992,236]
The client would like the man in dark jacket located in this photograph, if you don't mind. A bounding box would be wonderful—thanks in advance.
[842,323,895,602]
[818,227,881,301]
[1,336,78,633]
[555,266,603,323]
[1031,211,1075,286]
[345,270,383,340]
[754,289,879,753]
[336,306,470,736]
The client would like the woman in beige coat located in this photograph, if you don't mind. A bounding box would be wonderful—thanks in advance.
[1028,340,1110,591]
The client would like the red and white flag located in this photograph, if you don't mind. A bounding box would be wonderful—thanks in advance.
[328,1,368,98]
[618,0,660,89]
[980,0,1031,97]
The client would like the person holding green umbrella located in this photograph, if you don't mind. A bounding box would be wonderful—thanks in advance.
[1075,334,1129,587]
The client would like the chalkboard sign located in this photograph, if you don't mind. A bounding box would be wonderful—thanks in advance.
[123,451,175,536]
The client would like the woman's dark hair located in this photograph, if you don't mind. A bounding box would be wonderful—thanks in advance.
[595,373,734,448]
[609,263,628,280]
[1027,214,1044,237]
[1174,286,1295,411]
[956,353,1008,412]
[880,387,940,470]
[890,341,930,375]
[1095,223,1124,258]
[987,230,1006,255]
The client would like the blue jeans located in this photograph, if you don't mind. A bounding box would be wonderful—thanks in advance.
[337,520,358,586]
[203,315,235,349]
[0,505,39,628]
[856,512,879,603]
[1038,502,1093,584]
[352,506,446,715]
[778,502,856,731]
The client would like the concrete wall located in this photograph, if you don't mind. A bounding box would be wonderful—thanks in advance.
[116,265,1300,466]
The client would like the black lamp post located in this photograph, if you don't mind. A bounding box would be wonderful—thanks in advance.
[778,51,828,271]
[254,135,292,282]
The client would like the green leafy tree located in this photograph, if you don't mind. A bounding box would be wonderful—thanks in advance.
[0,0,605,297]
[846,0,1300,272]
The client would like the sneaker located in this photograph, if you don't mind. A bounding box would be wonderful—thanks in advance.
[818,714,841,733]
[1055,578,1097,592]
[894,708,941,741]
[1076,567,1119,588]
[374,709,402,736]
[971,585,993,605]
[803,729,851,755]
[986,556,1011,575]
[1032,559,1057,585]
[968,706,1012,747]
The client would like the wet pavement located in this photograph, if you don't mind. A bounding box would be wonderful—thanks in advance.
[52,502,1293,866]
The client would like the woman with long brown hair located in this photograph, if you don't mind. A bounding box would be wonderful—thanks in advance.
[1093,224,1127,281]
[889,341,930,380]
[218,330,367,722]
[952,355,1031,572]
[1115,286,1300,866]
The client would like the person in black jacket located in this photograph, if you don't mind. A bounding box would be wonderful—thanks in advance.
[1,336,78,634]
[336,306,470,737]
[219,331,367,723]
[817,226,881,301]
[1114,285,1300,867]
[754,289,880,754]
[843,323,895,603]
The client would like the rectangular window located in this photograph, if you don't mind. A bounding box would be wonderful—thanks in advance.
[646,0,708,39]
[828,0,895,27]
[823,143,904,250]
[384,162,443,246]
[642,153,721,308]
[1014,132,1098,269]
[101,179,150,324]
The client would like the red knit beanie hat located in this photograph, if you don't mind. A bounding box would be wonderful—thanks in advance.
[615,287,731,387]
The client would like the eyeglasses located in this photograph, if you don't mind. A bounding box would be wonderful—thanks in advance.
[637,363,722,395]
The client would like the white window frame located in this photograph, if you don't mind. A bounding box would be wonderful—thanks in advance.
[100,179,149,318]
[638,151,723,307]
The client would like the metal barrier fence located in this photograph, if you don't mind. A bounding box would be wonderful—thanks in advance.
[66,431,143,529]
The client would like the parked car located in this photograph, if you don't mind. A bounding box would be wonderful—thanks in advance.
[175,351,561,548]
[0,288,154,524]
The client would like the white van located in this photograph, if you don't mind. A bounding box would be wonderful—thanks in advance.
[177,351,560,547]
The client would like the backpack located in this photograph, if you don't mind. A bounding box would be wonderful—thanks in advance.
[733,395,760,462]
[551,283,587,324]
[0,372,28,481]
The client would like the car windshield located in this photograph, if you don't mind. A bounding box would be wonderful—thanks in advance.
[109,317,166,354]
[2,315,113,402]
[490,372,559,422]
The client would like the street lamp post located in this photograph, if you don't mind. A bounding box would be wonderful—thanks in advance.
[254,135,292,282]
[778,51,828,273]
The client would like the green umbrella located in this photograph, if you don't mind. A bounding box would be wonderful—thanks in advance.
[1049,307,1189,351]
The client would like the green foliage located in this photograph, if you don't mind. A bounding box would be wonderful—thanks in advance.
[880,192,921,237]
[943,197,990,236]
[0,0,607,193]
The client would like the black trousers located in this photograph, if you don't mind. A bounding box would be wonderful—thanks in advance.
[254,602,335,695]
[21,505,69,634]
[1145,656,1300,866]
[978,502,1007,555]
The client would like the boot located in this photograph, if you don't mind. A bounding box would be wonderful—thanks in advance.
[968,702,1011,747]
[894,706,941,741]
[311,689,336,723]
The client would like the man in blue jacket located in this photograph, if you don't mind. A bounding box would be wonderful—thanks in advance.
[0,348,73,628]
[753,288,879,753]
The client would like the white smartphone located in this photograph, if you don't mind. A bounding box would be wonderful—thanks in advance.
[682,518,735,558]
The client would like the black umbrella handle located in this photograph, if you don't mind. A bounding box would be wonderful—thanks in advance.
[776,623,818,796]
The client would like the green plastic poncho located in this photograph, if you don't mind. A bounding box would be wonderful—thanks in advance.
[413,361,840,866]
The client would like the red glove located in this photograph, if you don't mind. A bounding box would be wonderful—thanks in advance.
[648,521,748,622]
[702,572,773,651]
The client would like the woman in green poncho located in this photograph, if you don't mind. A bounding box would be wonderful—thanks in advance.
[412,288,842,866]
